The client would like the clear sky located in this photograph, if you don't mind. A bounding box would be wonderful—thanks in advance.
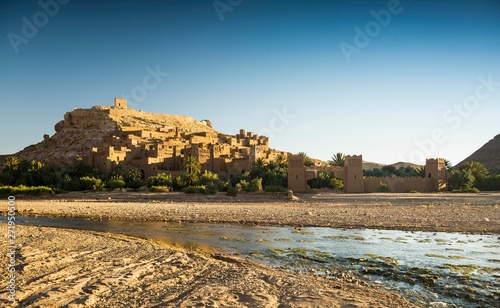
[1,0,499,165]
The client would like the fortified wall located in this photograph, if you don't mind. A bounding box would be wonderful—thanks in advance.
[288,155,447,193]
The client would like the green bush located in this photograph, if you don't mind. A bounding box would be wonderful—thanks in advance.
[183,185,205,194]
[127,179,144,190]
[265,185,287,193]
[61,174,82,191]
[147,173,173,188]
[238,179,249,191]
[79,176,105,191]
[149,186,170,193]
[108,175,126,190]
[463,187,480,193]
[0,185,54,196]
[226,187,238,197]
[199,171,219,185]
[377,182,391,193]
[246,178,263,192]
[330,178,344,190]
[203,182,218,195]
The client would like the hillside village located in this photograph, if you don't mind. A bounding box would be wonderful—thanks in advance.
[4,98,499,194]
[51,98,288,179]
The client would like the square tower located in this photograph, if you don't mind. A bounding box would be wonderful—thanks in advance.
[425,158,447,191]
[114,98,127,109]
[344,155,364,193]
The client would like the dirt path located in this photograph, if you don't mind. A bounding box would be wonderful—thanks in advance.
[0,226,415,307]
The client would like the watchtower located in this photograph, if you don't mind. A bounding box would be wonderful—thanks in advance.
[288,155,306,193]
[114,98,127,109]
[425,158,447,191]
[344,155,364,193]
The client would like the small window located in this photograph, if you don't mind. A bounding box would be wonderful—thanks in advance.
[296,175,298,179]
[354,175,356,179]
[428,173,431,178]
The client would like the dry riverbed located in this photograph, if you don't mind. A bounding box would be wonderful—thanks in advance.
[9,191,500,233]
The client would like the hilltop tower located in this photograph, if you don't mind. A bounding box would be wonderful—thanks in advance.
[114,97,127,109]
[344,155,364,193]
[425,158,447,191]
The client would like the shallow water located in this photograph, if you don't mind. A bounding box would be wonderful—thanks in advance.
[3,216,499,307]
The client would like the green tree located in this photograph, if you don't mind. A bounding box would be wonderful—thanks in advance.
[459,161,488,180]
[4,156,19,170]
[444,159,453,172]
[182,156,201,185]
[147,173,173,188]
[297,152,314,167]
[275,154,287,168]
[329,152,345,167]
[126,168,144,190]
[414,166,426,178]
[449,169,475,191]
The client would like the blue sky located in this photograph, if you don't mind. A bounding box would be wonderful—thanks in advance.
[1,0,499,165]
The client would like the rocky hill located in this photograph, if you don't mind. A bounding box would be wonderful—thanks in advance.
[457,134,500,169]
[12,105,217,166]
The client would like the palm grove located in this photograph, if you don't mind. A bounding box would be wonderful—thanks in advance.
[0,152,498,196]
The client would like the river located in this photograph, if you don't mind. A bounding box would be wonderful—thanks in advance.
[5,216,500,307]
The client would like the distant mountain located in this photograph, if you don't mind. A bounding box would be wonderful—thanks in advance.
[457,134,500,169]
[362,161,385,170]
[362,161,422,171]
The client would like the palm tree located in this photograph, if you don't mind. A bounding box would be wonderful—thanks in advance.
[275,154,287,168]
[414,166,426,178]
[252,158,266,172]
[297,152,314,167]
[329,152,345,167]
[183,156,201,185]
[267,161,277,171]
[444,159,453,172]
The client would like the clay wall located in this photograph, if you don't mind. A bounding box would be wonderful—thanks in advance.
[364,177,434,193]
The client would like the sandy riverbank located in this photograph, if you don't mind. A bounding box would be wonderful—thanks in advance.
[0,226,416,307]
[7,191,500,233]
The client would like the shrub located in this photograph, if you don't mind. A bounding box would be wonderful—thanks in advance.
[238,179,249,191]
[199,171,219,185]
[147,173,173,188]
[127,179,144,190]
[79,176,105,191]
[61,174,82,191]
[183,185,205,194]
[330,178,344,190]
[203,182,218,195]
[246,178,263,192]
[226,187,238,197]
[377,182,391,193]
[108,175,126,190]
[265,185,287,193]
[149,186,170,193]
[173,174,190,191]
[0,185,54,196]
